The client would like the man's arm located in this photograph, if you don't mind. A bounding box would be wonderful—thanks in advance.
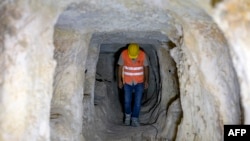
[117,52,124,88]
[144,66,149,89]
[118,65,123,88]
[143,53,149,89]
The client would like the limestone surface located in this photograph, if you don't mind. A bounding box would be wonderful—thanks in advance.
[0,0,249,141]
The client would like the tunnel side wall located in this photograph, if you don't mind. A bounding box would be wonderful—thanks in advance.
[51,28,91,141]
[169,12,241,141]
[0,1,64,141]
[213,0,250,124]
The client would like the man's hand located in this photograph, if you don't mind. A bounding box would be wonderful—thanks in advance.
[118,80,123,89]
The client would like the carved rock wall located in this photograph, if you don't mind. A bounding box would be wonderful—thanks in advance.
[0,0,248,141]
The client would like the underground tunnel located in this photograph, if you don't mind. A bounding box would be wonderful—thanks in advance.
[1,0,249,141]
[49,2,243,139]
[90,43,181,140]
[75,32,182,140]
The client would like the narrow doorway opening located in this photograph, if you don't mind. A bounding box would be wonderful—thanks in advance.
[93,43,169,139]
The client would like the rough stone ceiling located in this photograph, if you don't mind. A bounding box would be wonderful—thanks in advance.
[54,0,218,49]
[90,32,169,47]
[56,1,178,35]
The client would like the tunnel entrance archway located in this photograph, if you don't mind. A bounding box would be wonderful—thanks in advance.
[88,38,182,140]
[51,30,182,141]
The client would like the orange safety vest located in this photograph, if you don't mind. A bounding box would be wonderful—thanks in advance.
[122,49,145,84]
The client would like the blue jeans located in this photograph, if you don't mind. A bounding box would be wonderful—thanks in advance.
[124,83,144,118]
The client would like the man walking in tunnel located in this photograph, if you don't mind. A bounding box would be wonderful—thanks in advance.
[118,43,149,127]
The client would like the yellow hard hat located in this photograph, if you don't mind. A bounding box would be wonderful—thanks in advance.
[128,43,139,59]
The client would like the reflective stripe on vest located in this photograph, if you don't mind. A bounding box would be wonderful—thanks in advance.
[124,66,143,71]
[124,71,144,76]
[124,66,143,70]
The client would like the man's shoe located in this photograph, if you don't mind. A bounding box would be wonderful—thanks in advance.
[131,117,140,127]
[124,114,131,126]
